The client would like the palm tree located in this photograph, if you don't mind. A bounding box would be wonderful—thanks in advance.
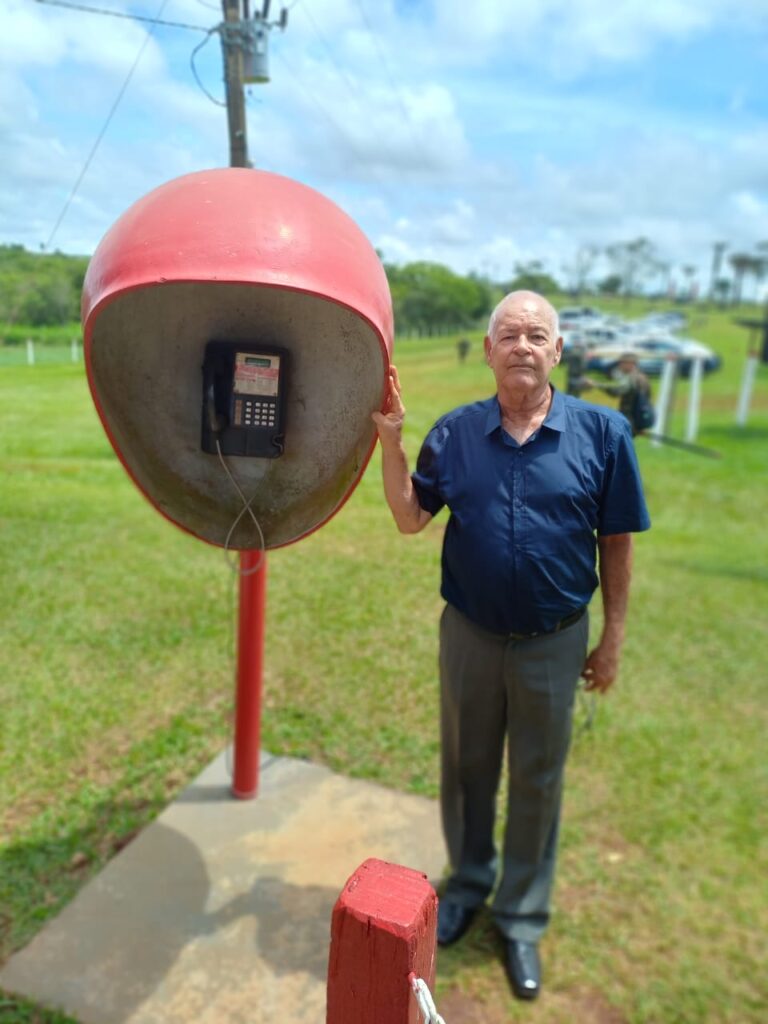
[605,237,658,302]
[754,242,768,303]
[728,253,755,305]
[568,244,599,297]
[681,264,698,302]
[708,242,727,302]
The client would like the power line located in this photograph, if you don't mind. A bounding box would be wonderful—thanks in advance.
[273,46,399,191]
[44,0,171,250]
[270,48,410,212]
[273,48,357,151]
[290,0,403,177]
[279,1,417,196]
[190,29,226,106]
[293,0,359,98]
[350,0,416,131]
[350,0,438,181]
[34,0,209,32]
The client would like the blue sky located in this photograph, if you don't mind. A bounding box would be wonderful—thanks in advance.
[2,0,768,294]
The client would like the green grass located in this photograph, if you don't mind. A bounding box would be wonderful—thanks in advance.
[1,302,768,1022]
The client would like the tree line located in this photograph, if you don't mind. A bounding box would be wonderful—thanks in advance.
[1,238,765,340]
[0,245,561,339]
[0,245,89,330]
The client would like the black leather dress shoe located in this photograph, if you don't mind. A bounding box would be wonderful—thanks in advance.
[504,939,541,1000]
[436,900,477,946]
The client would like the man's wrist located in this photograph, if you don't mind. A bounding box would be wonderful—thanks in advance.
[600,621,625,646]
[378,433,406,454]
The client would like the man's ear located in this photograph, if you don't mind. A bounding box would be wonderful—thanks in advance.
[484,335,492,363]
[553,335,564,365]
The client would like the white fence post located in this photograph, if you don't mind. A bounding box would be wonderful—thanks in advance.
[26,338,35,366]
[652,356,677,445]
[71,337,80,362]
[736,352,759,427]
[685,357,704,443]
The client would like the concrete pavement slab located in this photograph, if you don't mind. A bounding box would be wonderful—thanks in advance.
[0,752,445,1024]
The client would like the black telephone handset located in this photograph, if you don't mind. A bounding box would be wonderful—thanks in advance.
[201,341,287,458]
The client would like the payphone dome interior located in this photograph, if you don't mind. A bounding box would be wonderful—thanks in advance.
[82,168,393,549]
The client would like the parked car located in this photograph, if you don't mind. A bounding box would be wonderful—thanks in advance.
[558,306,605,331]
[580,325,633,347]
[635,311,688,333]
[585,336,722,378]
[561,322,633,354]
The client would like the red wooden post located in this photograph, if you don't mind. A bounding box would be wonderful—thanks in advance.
[231,549,267,799]
[327,858,438,1024]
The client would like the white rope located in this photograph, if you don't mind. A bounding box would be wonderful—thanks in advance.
[410,975,447,1024]
[215,439,266,575]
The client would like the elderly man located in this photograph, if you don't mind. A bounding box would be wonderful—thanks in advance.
[372,291,650,1000]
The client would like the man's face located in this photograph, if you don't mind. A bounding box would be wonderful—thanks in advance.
[484,296,562,394]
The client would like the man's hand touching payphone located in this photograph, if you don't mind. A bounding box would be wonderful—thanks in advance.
[371,365,406,447]
[371,365,433,535]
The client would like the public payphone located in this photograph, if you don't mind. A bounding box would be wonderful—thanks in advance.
[82,167,394,799]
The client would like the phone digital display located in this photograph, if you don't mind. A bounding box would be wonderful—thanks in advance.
[234,351,281,398]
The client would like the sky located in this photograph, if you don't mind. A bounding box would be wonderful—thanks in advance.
[2,0,768,295]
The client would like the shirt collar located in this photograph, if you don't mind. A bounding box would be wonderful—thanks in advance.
[543,386,567,433]
[484,398,502,436]
[484,386,567,437]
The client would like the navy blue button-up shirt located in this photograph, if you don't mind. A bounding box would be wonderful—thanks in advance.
[411,388,651,635]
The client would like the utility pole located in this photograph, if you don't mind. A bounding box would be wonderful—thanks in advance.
[221,0,249,167]
[219,0,288,169]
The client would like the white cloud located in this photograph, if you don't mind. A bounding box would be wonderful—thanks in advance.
[375,232,418,264]
[432,199,476,246]
[264,46,470,185]
[0,0,164,72]
[726,191,768,241]
[0,1,70,67]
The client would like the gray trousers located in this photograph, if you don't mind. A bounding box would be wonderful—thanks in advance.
[439,602,589,941]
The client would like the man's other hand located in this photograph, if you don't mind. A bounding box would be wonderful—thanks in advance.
[581,641,620,693]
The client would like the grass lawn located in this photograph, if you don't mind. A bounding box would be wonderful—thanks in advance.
[1,301,767,1022]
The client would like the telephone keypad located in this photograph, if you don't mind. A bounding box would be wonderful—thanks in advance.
[238,396,277,430]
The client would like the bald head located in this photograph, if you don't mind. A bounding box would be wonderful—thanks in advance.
[488,291,559,347]
[483,289,564,400]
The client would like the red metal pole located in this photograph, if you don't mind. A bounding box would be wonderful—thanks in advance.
[232,549,267,799]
